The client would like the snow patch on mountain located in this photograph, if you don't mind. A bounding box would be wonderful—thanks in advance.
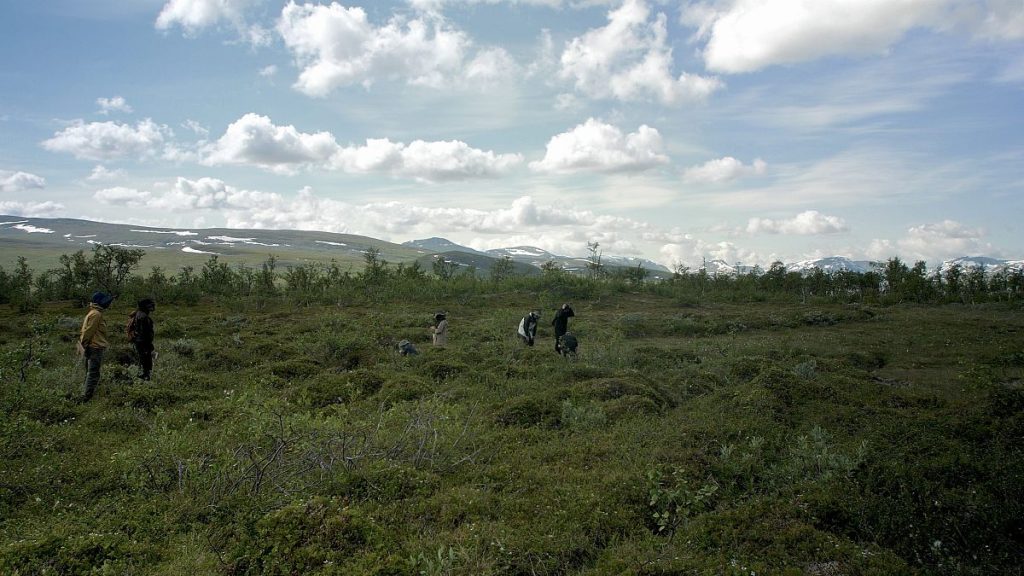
[132,229,198,236]
[787,257,874,274]
[183,246,218,255]
[938,256,1024,275]
[12,224,54,234]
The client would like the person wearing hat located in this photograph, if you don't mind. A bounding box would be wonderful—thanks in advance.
[127,298,157,380]
[518,310,540,346]
[431,312,448,347]
[79,291,114,402]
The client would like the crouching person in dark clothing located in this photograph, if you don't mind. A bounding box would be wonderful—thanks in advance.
[128,298,156,380]
[560,333,579,358]
[79,291,114,402]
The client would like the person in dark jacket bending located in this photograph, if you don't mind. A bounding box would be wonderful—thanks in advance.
[129,298,156,380]
[551,303,575,353]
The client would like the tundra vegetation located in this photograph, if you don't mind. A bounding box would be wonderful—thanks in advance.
[0,246,1022,574]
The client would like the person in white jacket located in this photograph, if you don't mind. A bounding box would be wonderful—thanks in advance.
[431,312,448,347]
[517,310,540,346]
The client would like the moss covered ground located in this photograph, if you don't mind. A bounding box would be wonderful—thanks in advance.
[1,293,1022,574]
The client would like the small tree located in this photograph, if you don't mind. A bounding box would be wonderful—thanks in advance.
[490,255,514,284]
[626,263,648,287]
[361,247,389,285]
[89,244,145,297]
[432,256,458,281]
[541,260,564,280]
[586,241,604,279]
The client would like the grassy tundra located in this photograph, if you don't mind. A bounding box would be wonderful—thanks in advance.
[1,288,1022,575]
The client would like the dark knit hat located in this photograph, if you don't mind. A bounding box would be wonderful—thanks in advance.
[91,291,114,308]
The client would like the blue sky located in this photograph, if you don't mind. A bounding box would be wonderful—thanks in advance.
[1,0,1022,268]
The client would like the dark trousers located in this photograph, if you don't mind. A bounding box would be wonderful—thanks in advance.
[134,342,154,379]
[82,347,104,401]
[554,332,566,352]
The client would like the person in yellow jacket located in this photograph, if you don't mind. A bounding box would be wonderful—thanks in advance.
[79,291,114,402]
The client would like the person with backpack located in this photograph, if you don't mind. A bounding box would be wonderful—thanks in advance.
[79,291,114,402]
[552,303,575,353]
[127,298,156,380]
[518,310,540,346]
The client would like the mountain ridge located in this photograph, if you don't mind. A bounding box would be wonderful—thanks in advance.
[2,216,1021,277]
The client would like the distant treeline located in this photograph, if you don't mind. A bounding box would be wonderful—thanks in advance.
[1,245,1022,310]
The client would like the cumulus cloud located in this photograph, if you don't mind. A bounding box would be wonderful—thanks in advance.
[0,200,63,217]
[333,138,523,181]
[86,165,126,182]
[464,48,520,86]
[155,0,268,44]
[659,238,763,270]
[408,0,567,9]
[96,96,133,115]
[93,187,153,207]
[530,118,669,174]
[203,113,339,173]
[277,1,510,96]
[683,0,1024,74]
[94,177,279,213]
[0,170,46,192]
[259,65,278,78]
[204,113,521,179]
[41,119,171,161]
[895,220,995,262]
[745,210,849,235]
[559,0,722,105]
[683,156,766,183]
[90,178,651,256]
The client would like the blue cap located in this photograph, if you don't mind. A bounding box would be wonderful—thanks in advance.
[90,291,114,308]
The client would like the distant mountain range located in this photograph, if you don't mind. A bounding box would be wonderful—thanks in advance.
[403,238,672,276]
[2,215,1021,278]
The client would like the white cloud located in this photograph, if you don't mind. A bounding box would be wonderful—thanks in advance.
[156,0,257,36]
[745,210,848,235]
[96,96,133,115]
[530,118,669,174]
[41,119,170,161]
[202,113,340,173]
[684,0,1024,74]
[182,119,210,137]
[682,148,977,211]
[895,220,996,262]
[95,180,652,256]
[259,64,278,77]
[204,113,521,180]
[158,177,280,211]
[559,0,722,105]
[277,1,506,96]
[93,186,153,207]
[86,165,126,182]
[659,238,763,269]
[0,201,64,217]
[408,0,566,9]
[465,48,520,86]
[332,138,523,182]
[683,156,766,183]
[0,170,46,192]
[953,0,1024,42]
